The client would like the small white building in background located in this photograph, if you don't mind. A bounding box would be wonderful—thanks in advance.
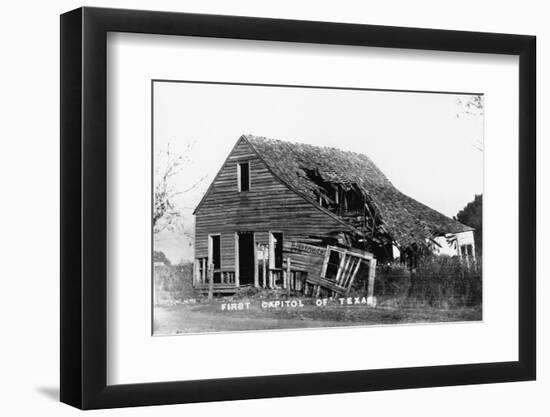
[391,230,476,260]
[431,230,476,258]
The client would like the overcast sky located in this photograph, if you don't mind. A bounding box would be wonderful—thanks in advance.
[153,81,483,263]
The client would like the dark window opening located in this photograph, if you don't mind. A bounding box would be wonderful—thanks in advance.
[272,232,283,269]
[239,162,250,192]
[211,235,221,269]
[461,244,474,260]
[238,232,255,285]
[324,250,342,280]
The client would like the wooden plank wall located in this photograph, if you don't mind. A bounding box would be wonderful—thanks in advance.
[282,242,326,277]
[195,138,350,271]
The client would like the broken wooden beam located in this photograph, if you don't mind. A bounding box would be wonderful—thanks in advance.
[306,276,347,295]
[345,258,362,295]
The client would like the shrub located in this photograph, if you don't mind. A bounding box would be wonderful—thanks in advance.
[411,255,482,308]
[153,262,194,304]
[375,262,411,299]
[375,256,482,308]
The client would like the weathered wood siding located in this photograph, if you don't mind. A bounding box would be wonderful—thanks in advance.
[195,138,350,271]
[283,242,326,277]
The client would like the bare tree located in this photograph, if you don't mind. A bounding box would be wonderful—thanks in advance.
[456,94,484,152]
[153,142,206,238]
[456,95,483,117]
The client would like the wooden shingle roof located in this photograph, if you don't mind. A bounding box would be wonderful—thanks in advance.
[244,134,472,248]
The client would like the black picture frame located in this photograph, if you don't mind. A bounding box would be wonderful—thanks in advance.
[60,6,536,410]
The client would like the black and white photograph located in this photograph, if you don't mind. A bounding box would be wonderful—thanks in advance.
[0,0,543,413]
[152,81,484,335]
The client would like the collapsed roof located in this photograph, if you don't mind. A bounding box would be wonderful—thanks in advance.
[243,134,472,249]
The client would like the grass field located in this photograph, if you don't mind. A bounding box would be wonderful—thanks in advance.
[153,295,482,335]
[153,259,482,335]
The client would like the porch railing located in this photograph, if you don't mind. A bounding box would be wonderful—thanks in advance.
[194,258,236,285]
[194,257,306,298]
[261,258,306,292]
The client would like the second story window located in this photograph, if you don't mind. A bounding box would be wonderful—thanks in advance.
[238,162,250,192]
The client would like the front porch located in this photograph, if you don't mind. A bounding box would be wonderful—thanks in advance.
[193,244,377,304]
[193,257,307,296]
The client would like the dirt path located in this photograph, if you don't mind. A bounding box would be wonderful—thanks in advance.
[153,301,481,335]
[154,307,345,334]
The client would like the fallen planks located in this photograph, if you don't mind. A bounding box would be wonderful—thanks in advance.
[308,245,377,304]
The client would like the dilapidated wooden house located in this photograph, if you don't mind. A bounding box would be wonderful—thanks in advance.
[193,134,474,297]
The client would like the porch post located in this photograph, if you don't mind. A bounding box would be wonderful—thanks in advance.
[262,247,267,289]
[208,263,214,300]
[234,233,239,287]
[253,239,259,288]
[286,257,291,296]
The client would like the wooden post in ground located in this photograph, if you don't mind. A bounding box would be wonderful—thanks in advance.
[283,261,287,289]
[286,257,291,296]
[234,233,240,288]
[253,240,259,289]
[208,263,214,300]
[262,246,267,288]
[367,259,377,306]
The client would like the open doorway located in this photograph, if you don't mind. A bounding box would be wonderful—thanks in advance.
[269,232,283,269]
[238,232,255,285]
[209,234,221,283]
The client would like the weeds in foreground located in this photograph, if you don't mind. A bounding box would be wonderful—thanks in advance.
[375,256,482,309]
